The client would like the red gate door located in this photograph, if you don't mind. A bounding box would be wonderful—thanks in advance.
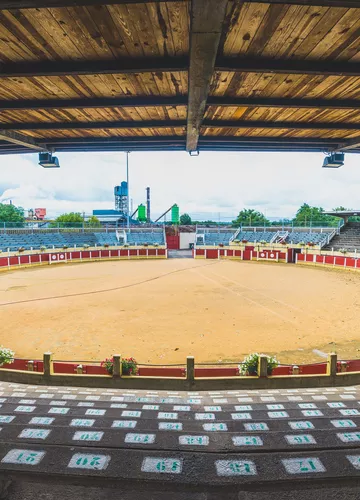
[166,235,180,249]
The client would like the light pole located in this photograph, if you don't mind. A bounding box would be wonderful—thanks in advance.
[126,151,130,229]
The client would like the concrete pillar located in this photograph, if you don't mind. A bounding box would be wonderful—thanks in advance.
[186,356,195,382]
[113,354,122,377]
[258,355,268,377]
[43,352,53,377]
[327,353,337,377]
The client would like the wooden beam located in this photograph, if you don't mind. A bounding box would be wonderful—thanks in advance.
[0,0,188,8]
[335,138,360,152]
[207,96,360,110]
[0,57,188,78]
[0,95,357,111]
[186,0,229,152]
[202,120,360,130]
[0,120,186,130]
[244,0,360,6]
[215,57,360,77]
[0,96,188,111]
[1,0,357,9]
[0,130,45,151]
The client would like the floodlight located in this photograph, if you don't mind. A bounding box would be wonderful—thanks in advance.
[322,152,344,169]
[38,152,60,168]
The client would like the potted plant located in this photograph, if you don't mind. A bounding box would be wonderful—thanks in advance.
[239,353,279,376]
[104,243,109,248]
[153,243,159,247]
[219,243,224,247]
[40,245,47,252]
[339,248,347,254]
[299,241,306,247]
[18,247,25,253]
[83,244,90,249]
[101,356,138,376]
[233,239,240,244]
[241,239,248,244]
[123,243,129,248]
[0,346,15,367]
[63,245,68,250]
[260,240,267,246]
[307,242,315,247]
[280,241,287,245]
[143,242,149,247]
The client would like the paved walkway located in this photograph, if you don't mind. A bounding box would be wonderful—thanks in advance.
[0,382,359,498]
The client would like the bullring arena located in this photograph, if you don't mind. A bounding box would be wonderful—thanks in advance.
[2,254,360,366]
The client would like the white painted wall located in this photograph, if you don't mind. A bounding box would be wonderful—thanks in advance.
[180,232,195,249]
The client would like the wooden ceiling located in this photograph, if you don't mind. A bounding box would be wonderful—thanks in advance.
[0,0,360,154]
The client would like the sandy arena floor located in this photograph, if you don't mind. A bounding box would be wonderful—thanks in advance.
[0,259,359,365]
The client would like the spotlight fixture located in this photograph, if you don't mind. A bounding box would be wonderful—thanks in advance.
[322,152,344,169]
[38,152,60,168]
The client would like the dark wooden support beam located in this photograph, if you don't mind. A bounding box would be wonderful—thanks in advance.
[245,0,360,6]
[0,95,357,111]
[0,57,188,78]
[0,96,188,111]
[202,120,360,131]
[335,138,360,152]
[1,0,358,9]
[0,130,46,151]
[0,0,188,8]
[186,0,229,152]
[207,97,360,110]
[0,120,186,130]
[215,57,360,77]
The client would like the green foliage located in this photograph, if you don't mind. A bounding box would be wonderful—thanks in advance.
[0,203,25,226]
[87,215,101,228]
[180,213,192,225]
[101,356,138,376]
[232,209,270,227]
[50,212,84,228]
[293,203,338,227]
[239,353,279,376]
[0,346,15,367]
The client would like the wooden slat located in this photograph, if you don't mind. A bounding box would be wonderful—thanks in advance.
[186,0,228,152]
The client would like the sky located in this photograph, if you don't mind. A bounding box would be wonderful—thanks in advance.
[0,150,359,221]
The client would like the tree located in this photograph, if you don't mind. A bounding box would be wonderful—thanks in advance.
[0,203,25,226]
[293,203,338,227]
[51,212,84,228]
[87,215,102,228]
[180,213,192,225]
[232,209,270,227]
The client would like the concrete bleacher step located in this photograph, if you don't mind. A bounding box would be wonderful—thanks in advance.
[1,382,360,498]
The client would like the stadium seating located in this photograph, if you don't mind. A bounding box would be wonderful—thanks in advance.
[0,230,165,251]
[195,229,329,247]
[200,232,236,246]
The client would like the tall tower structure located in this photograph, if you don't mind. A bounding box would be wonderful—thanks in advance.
[146,187,151,223]
[114,181,128,215]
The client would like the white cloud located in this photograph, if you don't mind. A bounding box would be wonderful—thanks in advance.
[0,150,359,220]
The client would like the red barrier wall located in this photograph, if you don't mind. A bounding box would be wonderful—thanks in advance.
[0,247,167,271]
